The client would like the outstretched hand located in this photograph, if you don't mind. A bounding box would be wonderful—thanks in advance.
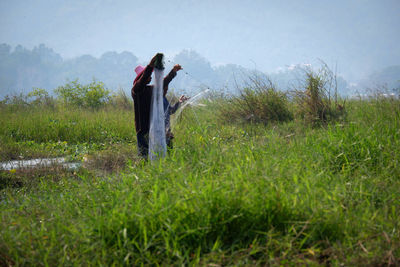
[173,64,183,72]
[179,95,189,103]
[149,53,163,67]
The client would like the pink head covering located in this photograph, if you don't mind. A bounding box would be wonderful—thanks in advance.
[135,65,145,76]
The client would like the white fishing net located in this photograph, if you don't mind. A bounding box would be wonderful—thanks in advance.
[149,68,167,161]
[170,89,210,129]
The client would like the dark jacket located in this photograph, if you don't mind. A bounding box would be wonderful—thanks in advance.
[131,65,177,135]
[163,96,180,131]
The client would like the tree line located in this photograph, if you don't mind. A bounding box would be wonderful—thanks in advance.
[3,43,398,99]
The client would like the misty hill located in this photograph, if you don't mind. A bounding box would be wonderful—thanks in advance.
[1,43,397,99]
[0,44,260,97]
[0,43,139,98]
[365,66,400,91]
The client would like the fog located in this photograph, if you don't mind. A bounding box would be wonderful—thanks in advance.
[1,0,399,95]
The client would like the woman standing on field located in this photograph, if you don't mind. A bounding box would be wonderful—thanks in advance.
[131,53,182,158]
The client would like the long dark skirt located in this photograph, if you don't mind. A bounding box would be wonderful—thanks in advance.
[137,132,149,158]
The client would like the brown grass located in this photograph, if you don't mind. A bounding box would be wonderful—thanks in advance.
[293,63,346,126]
[82,144,141,174]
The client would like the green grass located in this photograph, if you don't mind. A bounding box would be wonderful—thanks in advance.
[0,96,399,265]
[218,76,293,124]
[0,106,134,144]
[0,105,135,161]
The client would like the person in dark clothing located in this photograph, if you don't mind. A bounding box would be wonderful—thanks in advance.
[131,54,182,158]
[163,95,188,148]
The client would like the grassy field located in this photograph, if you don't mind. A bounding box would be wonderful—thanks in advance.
[0,87,399,265]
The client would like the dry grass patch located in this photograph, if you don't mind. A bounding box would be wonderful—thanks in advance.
[83,144,141,174]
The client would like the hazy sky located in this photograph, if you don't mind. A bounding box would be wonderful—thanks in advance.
[1,0,399,80]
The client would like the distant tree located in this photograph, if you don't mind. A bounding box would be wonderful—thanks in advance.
[0,44,16,94]
[54,79,110,109]
[0,44,354,100]
[0,43,11,56]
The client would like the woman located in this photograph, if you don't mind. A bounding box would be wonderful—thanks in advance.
[131,53,182,157]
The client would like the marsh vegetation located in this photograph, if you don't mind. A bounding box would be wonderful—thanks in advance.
[0,71,399,265]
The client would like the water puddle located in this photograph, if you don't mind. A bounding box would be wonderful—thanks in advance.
[0,157,81,171]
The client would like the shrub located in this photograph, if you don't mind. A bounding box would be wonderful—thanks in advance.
[54,79,110,109]
[219,76,293,124]
[294,63,345,126]
[27,88,55,108]
[0,93,30,112]
[109,89,133,110]
[1,89,56,111]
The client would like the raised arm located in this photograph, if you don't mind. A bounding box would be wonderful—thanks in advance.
[163,64,182,96]
[132,65,154,96]
[132,54,158,96]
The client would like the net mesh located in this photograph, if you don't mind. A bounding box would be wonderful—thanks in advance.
[149,68,167,161]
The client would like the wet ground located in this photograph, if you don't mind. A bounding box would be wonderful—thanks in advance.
[0,158,81,171]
